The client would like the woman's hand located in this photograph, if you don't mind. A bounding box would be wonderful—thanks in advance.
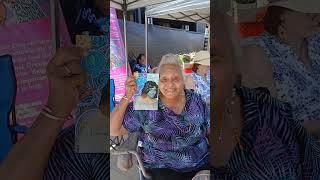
[46,47,88,118]
[125,76,137,100]
[151,67,158,73]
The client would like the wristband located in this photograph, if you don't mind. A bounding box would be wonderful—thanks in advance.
[122,95,131,102]
[41,106,72,121]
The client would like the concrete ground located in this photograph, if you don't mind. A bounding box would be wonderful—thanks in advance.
[110,154,140,180]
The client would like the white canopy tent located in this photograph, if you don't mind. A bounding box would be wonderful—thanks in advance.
[111,0,175,75]
[145,0,210,65]
[110,0,210,75]
[110,0,175,11]
[146,0,210,25]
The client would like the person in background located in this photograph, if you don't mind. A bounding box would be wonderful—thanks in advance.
[210,6,320,179]
[242,0,320,137]
[190,51,210,106]
[0,47,109,180]
[111,54,209,180]
[133,53,157,73]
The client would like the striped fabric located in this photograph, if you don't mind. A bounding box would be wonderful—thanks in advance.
[43,126,109,180]
[211,87,320,179]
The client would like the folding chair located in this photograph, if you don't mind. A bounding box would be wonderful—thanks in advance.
[109,79,125,149]
[112,133,210,180]
[110,79,116,112]
[0,55,28,162]
[111,132,152,180]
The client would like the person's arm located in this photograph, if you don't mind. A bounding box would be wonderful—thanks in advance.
[0,47,87,180]
[241,45,277,96]
[0,115,64,180]
[210,4,243,168]
[110,76,136,136]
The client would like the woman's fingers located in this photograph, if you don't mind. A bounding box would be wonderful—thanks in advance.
[50,61,85,77]
[67,73,87,89]
[53,47,87,66]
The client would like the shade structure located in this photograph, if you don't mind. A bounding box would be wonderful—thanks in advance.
[146,0,210,25]
[111,0,174,11]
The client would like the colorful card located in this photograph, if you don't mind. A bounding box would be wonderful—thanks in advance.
[134,73,159,111]
[75,35,108,153]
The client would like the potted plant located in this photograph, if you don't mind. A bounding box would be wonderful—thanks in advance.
[179,54,193,74]
[235,0,257,9]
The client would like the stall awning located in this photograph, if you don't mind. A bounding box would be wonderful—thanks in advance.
[145,0,210,25]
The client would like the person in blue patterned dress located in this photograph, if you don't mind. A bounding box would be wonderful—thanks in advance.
[190,51,210,106]
[241,0,320,137]
[111,54,210,180]
[133,53,157,73]
[210,4,320,179]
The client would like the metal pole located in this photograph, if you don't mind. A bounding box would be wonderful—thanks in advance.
[123,0,128,77]
[145,15,148,72]
[50,0,60,54]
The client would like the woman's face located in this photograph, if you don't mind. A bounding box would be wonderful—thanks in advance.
[282,10,320,38]
[147,87,157,98]
[139,56,146,65]
[197,65,209,76]
[159,64,184,99]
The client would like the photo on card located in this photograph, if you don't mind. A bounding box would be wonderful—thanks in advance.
[134,73,159,111]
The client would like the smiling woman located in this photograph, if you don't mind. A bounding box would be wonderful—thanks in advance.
[110,54,210,180]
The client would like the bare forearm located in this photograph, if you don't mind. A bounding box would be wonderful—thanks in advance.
[0,114,64,180]
[110,98,129,136]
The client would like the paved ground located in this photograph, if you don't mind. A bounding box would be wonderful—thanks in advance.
[110,154,140,180]
[110,135,140,180]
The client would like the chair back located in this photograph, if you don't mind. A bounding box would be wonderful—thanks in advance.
[0,55,16,162]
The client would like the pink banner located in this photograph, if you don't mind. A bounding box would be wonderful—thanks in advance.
[110,8,130,101]
[0,17,71,127]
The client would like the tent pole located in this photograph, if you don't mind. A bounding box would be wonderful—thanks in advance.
[123,0,128,77]
[145,15,148,72]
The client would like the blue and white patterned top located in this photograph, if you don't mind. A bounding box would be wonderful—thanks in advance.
[123,90,209,172]
[191,72,210,104]
[133,63,152,73]
[244,32,320,123]
[211,87,320,179]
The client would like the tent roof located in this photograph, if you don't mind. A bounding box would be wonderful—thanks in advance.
[110,0,174,11]
[145,0,209,24]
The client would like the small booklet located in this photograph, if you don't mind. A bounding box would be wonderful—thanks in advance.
[133,72,159,111]
[74,34,108,153]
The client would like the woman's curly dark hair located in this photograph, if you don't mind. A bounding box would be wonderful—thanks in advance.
[141,81,158,99]
[263,6,291,36]
[136,54,145,64]
[192,63,201,73]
